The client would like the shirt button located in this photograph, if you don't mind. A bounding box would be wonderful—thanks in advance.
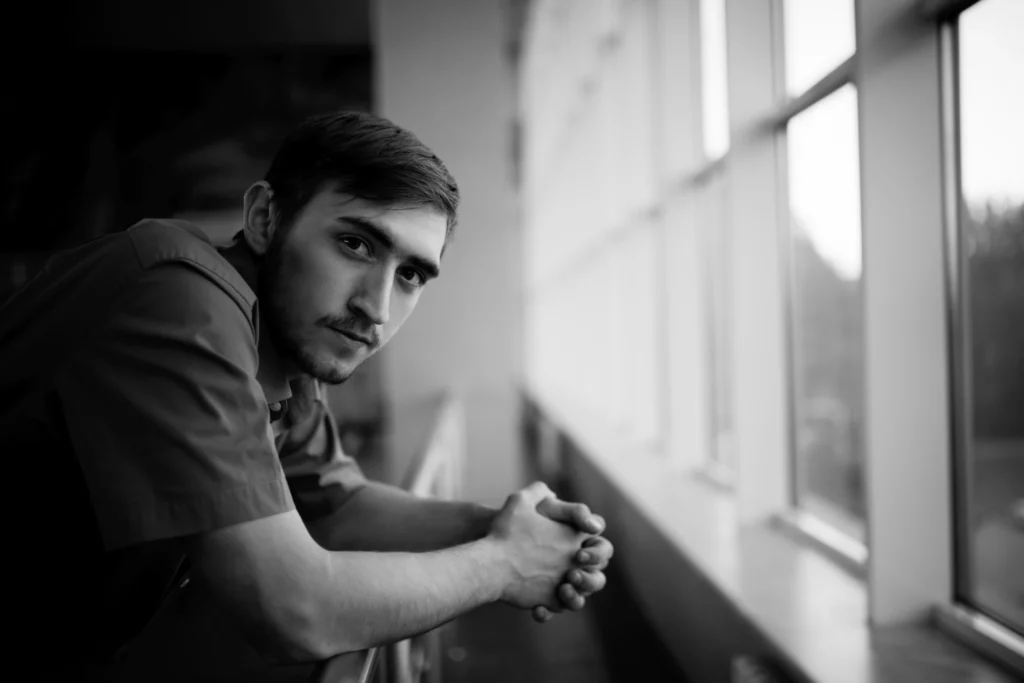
[269,402,282,412]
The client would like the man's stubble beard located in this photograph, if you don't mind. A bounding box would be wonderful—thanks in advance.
[258,234,352,386]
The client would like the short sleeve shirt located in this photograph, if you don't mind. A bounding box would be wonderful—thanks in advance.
[0,219,309,677]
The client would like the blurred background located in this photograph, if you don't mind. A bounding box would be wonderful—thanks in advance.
[1,0,1021,681]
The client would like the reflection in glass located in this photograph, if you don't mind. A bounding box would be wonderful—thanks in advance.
[785,85,865,538]
[700,0,730,160]
[782,0,856,97]
[956,0,1024,636]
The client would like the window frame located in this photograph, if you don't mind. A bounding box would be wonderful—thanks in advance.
[698,169,738,486]
[769,0,870,566]
[521,0,1022,675]
[936,5,1024,672]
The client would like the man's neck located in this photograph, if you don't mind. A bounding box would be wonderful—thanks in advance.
[218,237,293,404]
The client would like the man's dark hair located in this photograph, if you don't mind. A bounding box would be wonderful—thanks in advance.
[265,110,460,244]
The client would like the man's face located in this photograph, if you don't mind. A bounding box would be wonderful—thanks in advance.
[259,187,447,384]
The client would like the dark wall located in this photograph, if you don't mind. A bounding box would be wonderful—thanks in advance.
[2,51,371,247]
[1,1,371,300]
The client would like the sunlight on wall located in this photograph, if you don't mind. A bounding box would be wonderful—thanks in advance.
[523,0,661,447]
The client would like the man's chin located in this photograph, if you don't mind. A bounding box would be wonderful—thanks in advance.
[294,350,359,385]
[313,362,356,386]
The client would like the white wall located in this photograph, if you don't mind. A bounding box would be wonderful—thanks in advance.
[522,0,665,452]
[373,0,523,505]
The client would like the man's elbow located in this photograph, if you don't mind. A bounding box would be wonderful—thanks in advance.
[259,600,367,663]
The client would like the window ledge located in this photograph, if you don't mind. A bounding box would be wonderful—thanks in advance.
[527,385,1019,683]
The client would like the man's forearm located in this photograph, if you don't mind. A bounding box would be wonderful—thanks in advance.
[190,511,511,662]
[305,481,498,552]
[310,538,507,656]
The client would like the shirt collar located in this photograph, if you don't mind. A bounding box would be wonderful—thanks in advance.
[219,234,292,406]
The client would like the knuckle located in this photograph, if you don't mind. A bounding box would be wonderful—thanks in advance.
[529,481,553,496]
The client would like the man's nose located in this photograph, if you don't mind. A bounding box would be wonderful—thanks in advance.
[348,268,392,326]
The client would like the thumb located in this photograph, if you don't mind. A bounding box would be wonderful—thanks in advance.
[536,497,603,534]
[532,606,555,623]
[518,481,555,506]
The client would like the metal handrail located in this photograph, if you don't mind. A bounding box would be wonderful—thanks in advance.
[319,394,464,683]
[356,647,382,683]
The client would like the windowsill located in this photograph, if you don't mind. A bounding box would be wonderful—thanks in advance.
[693,458,736,493]
[527,385,1020,683]
[772,509,868,580]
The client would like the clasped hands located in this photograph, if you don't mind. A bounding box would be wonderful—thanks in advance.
[285,378,614,622]
[491,481,614,624]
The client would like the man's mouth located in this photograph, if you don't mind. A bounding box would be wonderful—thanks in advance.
[329,326,374,346]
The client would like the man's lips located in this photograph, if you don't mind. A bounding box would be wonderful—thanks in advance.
[329,326,374,346]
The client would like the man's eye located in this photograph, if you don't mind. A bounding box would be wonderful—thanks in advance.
[398,268,425,287]
[339,236,370,257]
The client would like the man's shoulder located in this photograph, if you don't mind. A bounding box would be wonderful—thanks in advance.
[126,218,257,319]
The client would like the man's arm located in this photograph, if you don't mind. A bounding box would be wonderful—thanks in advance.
[305,481,497,552]
[302,480,615,623]
[277,380,496,551]
[185,483,585,662]
[279,377,615,618]
[280,378,608,554]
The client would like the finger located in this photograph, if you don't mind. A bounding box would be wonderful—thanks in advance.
[532,606,555,623]
[570,504,603,534]
[519,481,555,506]
[535,497,582,523]
[576,537,614,569]
[558,582,587,611]
[568,568,607,595]
[536,498,603,534]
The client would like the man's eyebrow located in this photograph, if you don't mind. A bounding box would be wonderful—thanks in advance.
[338,216,441,279]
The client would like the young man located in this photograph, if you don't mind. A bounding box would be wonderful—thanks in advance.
[0,111,612,680]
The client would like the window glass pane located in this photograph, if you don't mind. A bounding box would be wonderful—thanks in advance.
[782,0,856,97]
[700,0,730,160]
[957,0,1024,635]
[786,85,865,538]
[700,172,735,475]
[621,220,662,447]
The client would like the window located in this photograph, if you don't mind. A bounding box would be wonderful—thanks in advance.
[785,85,865,540]
[953,0,1024,637]
[699,172,735,479]
[782,0,856,97]
[522,0,1024,675]
[697,0,733,479]
[700,0,730,160]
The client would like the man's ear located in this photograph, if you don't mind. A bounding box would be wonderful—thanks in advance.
[242,181,277,256]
